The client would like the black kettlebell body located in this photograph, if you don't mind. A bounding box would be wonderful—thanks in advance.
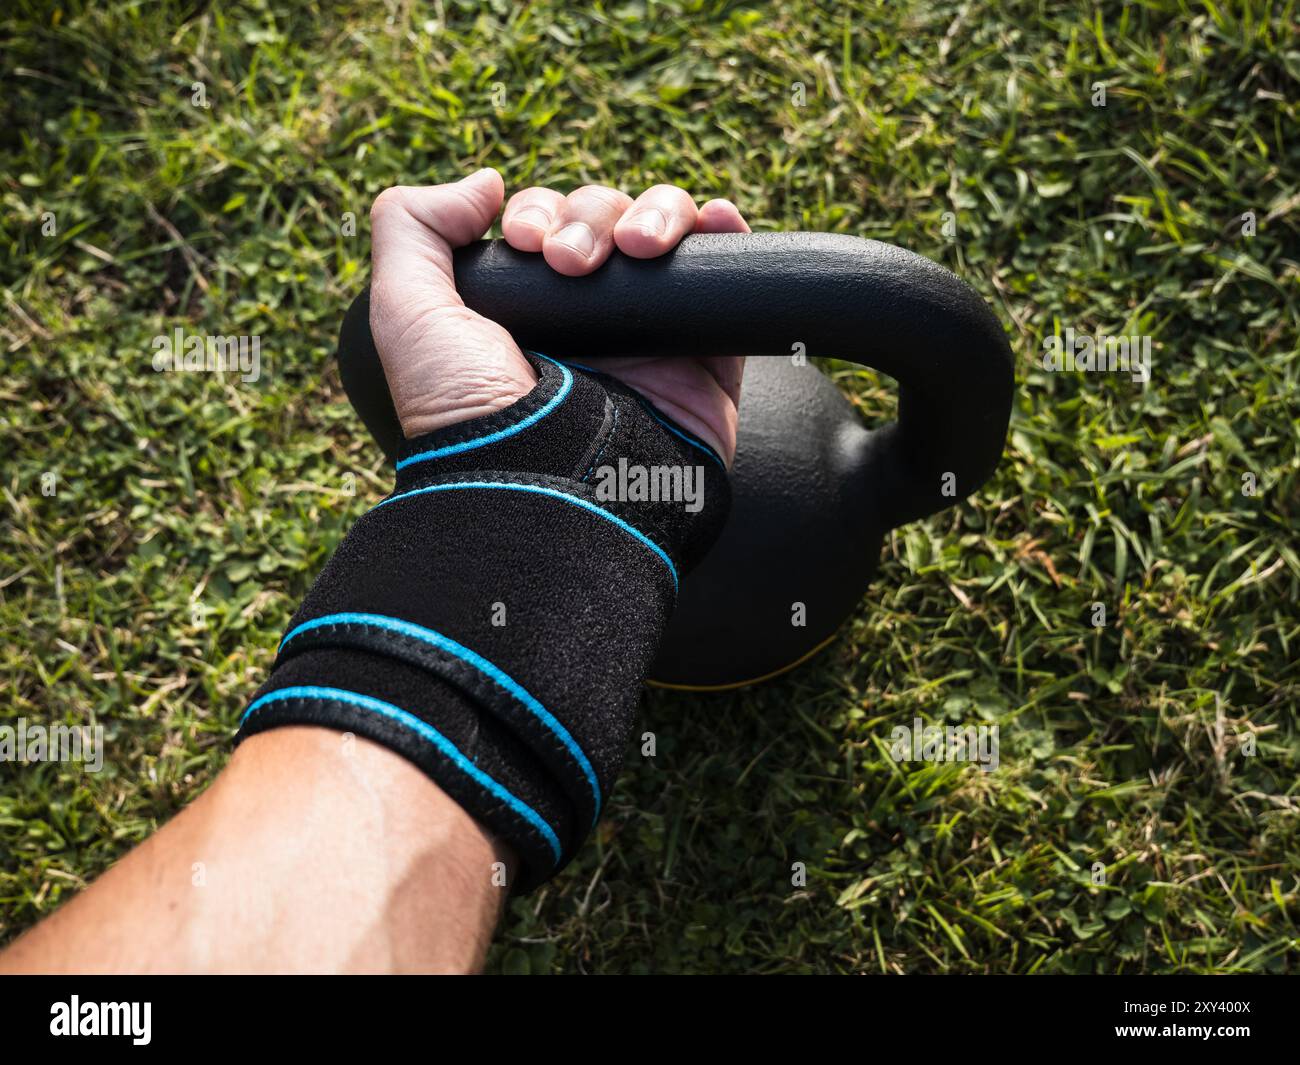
[651,357,881,688]
[336,233,1014,690]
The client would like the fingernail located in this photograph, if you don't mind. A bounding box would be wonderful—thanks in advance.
[553,222,595,257]
[630,208,667,236]
[513,206,552,230]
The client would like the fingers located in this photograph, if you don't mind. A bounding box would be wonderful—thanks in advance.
[695,198,751,234]
[541,185,633,276]
[502,183,749,274]
[500,187,567,252]
[613,185,699,258]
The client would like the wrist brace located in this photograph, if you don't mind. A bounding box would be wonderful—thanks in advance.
[235,353,730,891]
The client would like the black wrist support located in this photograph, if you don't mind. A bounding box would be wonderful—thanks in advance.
[235,353,730,891]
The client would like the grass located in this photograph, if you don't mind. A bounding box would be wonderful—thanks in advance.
[1,0,1297,973]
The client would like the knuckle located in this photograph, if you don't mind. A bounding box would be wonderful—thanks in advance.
[569,184,629,211]
[505,188,546,213]
[369,187,409,222]
[647,182,691,201]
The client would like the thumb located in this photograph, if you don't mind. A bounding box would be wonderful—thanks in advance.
[368,169,535,437]
[370,167,503,309]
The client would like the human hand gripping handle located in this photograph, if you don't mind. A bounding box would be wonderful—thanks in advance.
[364,168,746,455]
[235,170,746,890]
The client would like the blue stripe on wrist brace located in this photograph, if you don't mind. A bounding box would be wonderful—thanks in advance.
[236,353,731,891]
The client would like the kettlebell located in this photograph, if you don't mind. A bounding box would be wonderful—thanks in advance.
[336,233,1014,689]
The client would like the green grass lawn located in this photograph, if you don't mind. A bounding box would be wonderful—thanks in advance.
[2,0,1297,973]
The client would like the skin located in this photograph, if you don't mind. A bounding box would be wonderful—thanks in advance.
[369,168,748,459]
[0,171,749,974]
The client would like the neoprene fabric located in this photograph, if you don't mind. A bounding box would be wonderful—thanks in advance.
[336,234,1015,686]
[235,353,731,891]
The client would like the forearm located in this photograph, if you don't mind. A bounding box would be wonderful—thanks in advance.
[0,727,508,974]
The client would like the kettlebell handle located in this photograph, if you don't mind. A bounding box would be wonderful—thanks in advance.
[338,232,1014,531]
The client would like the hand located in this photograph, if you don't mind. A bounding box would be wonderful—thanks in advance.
[368,169,748,464]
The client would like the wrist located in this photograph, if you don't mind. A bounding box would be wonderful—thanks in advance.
[395,370,539,440]
[238,353,731,891]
